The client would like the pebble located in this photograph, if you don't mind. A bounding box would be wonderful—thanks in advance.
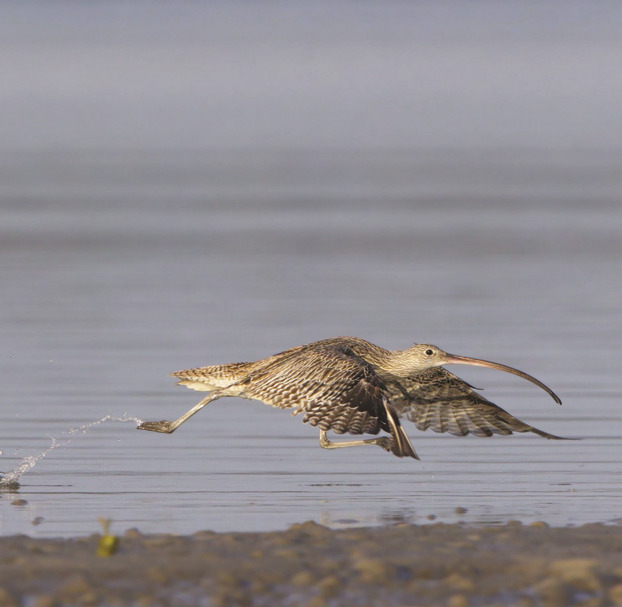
[123,528,143,539]
[317,575,341,598]
[548,558,601,593]
[353,558,393,584]
[447,594,469,607]
[0,587,18,607]
[30,596,57,607]
[532,577,570,607]
[291,570,316,586]
[444,573,476,593]
[609,584,622,605]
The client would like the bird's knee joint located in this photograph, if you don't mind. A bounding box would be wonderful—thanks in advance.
[376,437,392,452]
[319,432,332,449]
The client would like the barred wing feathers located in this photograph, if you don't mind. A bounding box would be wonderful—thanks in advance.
[396,367,563,440]
[239,344,417,458]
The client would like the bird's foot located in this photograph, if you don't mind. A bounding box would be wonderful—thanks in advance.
[137,420,174,434]
[375,437,393,452]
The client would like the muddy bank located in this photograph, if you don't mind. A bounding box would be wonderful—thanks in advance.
[1,522,622,606]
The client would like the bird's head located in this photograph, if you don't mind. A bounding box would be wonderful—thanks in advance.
[399,343,562,404]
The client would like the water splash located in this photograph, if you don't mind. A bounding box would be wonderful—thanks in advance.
[0,414,142,490]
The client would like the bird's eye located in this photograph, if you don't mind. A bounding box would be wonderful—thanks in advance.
[425,348,434,356]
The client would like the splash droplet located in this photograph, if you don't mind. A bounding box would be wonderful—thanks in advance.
[0,414,142,488]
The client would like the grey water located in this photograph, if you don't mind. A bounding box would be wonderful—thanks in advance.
[0,415,142,489]
[1,1,621,538]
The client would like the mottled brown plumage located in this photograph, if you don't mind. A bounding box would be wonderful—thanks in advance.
[393,367,561,439]
[138,336,563,460]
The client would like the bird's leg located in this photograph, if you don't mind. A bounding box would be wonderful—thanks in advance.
[137,392,224,434]
[318,430,392,453]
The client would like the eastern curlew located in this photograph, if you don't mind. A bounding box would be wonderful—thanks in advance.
[138,336,564,459]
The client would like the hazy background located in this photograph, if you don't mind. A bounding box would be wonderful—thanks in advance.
[2,1,622,150]
[1,1,621,537]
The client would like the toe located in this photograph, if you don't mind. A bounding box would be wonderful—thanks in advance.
[137,420,172,433]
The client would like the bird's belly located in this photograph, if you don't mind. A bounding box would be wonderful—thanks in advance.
[177,380,220,392]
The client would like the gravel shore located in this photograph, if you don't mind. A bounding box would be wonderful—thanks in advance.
[1,521,621,606]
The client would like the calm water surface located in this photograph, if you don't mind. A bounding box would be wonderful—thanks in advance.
[1,149,620,537]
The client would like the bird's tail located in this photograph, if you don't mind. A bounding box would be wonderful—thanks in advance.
[171,362,253,392]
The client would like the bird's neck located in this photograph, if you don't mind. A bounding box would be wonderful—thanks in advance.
[376,350,421,376]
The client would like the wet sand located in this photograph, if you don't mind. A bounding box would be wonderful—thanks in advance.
[1,522,621,606]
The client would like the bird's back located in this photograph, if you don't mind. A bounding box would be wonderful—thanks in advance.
[172,337,389,393]
[170,336,396,434]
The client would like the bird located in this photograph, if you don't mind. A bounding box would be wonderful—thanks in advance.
[137,336,564,460]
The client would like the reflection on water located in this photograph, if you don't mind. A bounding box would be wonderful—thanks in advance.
[1,148,621,537]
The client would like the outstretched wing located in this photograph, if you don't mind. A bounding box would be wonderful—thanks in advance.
[393,367,563,439]
[239,343,417,458]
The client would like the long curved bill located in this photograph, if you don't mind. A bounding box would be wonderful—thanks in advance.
[444,353,562,405]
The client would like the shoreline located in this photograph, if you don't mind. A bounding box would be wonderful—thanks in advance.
[1,521,621,606]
